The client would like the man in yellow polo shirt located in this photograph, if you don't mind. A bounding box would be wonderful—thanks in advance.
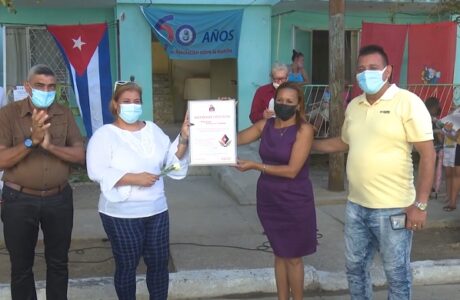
[313,45,435,300]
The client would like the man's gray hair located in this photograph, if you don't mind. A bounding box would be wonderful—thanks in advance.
[27,64,55,81]
[271,62,289,77]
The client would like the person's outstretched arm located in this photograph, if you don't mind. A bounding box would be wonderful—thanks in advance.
[312,137,348,153]
[237,119,266,146]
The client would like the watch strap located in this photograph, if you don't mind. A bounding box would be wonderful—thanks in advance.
[413,201,427,211]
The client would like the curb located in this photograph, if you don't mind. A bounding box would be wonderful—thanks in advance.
[2,260,460,299]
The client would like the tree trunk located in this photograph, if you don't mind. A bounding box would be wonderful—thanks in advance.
[328,0,345,191]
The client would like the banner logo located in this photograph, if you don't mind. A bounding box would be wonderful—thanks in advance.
[176,25,196,46]
[154,15,175,43]
[421,66,441,84]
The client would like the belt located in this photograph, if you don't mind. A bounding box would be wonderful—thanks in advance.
[4,181,66,197]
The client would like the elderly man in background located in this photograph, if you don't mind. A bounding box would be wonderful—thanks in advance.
[249,63,289,124]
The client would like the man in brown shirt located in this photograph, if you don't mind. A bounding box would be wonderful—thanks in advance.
[0,64,85,300]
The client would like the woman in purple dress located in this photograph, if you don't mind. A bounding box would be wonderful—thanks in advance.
[236,82,317,300]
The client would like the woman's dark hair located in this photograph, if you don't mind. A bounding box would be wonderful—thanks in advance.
[291,49,304,62]
[425,96,441,117]
[274,82,306,130]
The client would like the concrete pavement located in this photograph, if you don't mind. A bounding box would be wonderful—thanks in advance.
[1,143,460,299]
[212,283,460,300]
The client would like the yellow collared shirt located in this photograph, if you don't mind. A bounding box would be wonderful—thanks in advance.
[341,84,433,208]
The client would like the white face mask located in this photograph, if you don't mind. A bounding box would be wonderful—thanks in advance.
[273,82,280,89]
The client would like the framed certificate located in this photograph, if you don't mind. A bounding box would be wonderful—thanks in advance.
[188,99,237,166]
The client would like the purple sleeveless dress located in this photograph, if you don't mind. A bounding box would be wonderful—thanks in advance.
[257,118,317,258]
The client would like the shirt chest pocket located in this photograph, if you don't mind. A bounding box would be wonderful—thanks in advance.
[49,122,68,146]
[13,135,24,147]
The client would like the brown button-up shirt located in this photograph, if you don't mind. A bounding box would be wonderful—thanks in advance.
[0,98,84,189]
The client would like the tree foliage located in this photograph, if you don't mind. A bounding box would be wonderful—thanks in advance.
[0,0,16,14]
[433,0,460,17]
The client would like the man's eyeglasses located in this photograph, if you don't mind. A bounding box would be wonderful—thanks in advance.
[272,77,288,83]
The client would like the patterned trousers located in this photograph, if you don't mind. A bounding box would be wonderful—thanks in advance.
[100,211,169,300]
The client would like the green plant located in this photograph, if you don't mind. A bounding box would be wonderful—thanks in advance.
[432,0,460,17]
[55,83,81,117]
[0,0,16,13]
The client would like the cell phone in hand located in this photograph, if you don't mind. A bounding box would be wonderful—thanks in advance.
[390,213,407,230]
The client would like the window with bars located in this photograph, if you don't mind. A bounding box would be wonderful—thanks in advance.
[28,27,68,83]
[5,26,79,115]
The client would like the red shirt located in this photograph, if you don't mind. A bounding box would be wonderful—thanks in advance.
[249,83,276,123]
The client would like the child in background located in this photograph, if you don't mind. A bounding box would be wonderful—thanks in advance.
[441,122,457,210]
[425,97,443,199]
[438,103,460,212]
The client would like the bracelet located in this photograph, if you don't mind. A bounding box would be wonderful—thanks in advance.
[262,164,266,174]
[179,134,188,145]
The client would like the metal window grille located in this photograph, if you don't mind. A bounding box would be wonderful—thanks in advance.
[26,27,77,112]
[27,27,68,83]
[303,84,460,139]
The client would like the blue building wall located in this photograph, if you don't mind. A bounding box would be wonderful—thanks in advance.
[117,0,278,130]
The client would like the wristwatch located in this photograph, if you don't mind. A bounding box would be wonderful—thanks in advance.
[413,201,428,211]
[24,138,34,149]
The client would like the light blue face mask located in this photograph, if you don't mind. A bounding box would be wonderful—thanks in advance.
[356,67,388,95]
[119,103,142,124]
[30,88,56,108]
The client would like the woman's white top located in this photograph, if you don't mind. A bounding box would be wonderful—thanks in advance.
[86,121,188,218]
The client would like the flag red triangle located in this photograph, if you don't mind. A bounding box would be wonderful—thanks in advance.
[47,23,107,76]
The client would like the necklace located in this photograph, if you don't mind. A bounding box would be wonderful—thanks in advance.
[279,127,289,136]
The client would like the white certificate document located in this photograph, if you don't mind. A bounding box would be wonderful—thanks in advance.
[188,99,237,166]
[441,109,460,130]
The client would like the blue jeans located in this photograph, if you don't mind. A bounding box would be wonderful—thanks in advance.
[345,201,413,300]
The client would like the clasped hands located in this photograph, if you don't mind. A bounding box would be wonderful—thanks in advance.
[31,109,52,149]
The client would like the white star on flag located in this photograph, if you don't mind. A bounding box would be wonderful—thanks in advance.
[72,36,86,51]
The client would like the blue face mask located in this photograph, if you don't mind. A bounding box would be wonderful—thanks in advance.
[119,103,142,124]
[356,67,388,95]
[30,88,56,108]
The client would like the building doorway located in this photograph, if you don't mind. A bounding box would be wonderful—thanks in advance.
[152,37,237,125]
[310,29,359,85]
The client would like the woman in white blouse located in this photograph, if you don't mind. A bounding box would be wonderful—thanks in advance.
[86,81,189,300]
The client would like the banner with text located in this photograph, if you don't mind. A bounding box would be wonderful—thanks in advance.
[141,7,243,60]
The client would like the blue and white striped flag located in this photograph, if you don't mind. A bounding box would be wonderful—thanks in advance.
[47,23,113,136]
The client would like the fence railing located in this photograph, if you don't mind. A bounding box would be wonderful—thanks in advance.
[405,84,459,117]
[303,83,460,138]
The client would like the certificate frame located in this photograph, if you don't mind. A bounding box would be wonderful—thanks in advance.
[188,99,237,166]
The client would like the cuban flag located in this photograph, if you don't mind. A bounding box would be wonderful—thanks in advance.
[47,23,113,136]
